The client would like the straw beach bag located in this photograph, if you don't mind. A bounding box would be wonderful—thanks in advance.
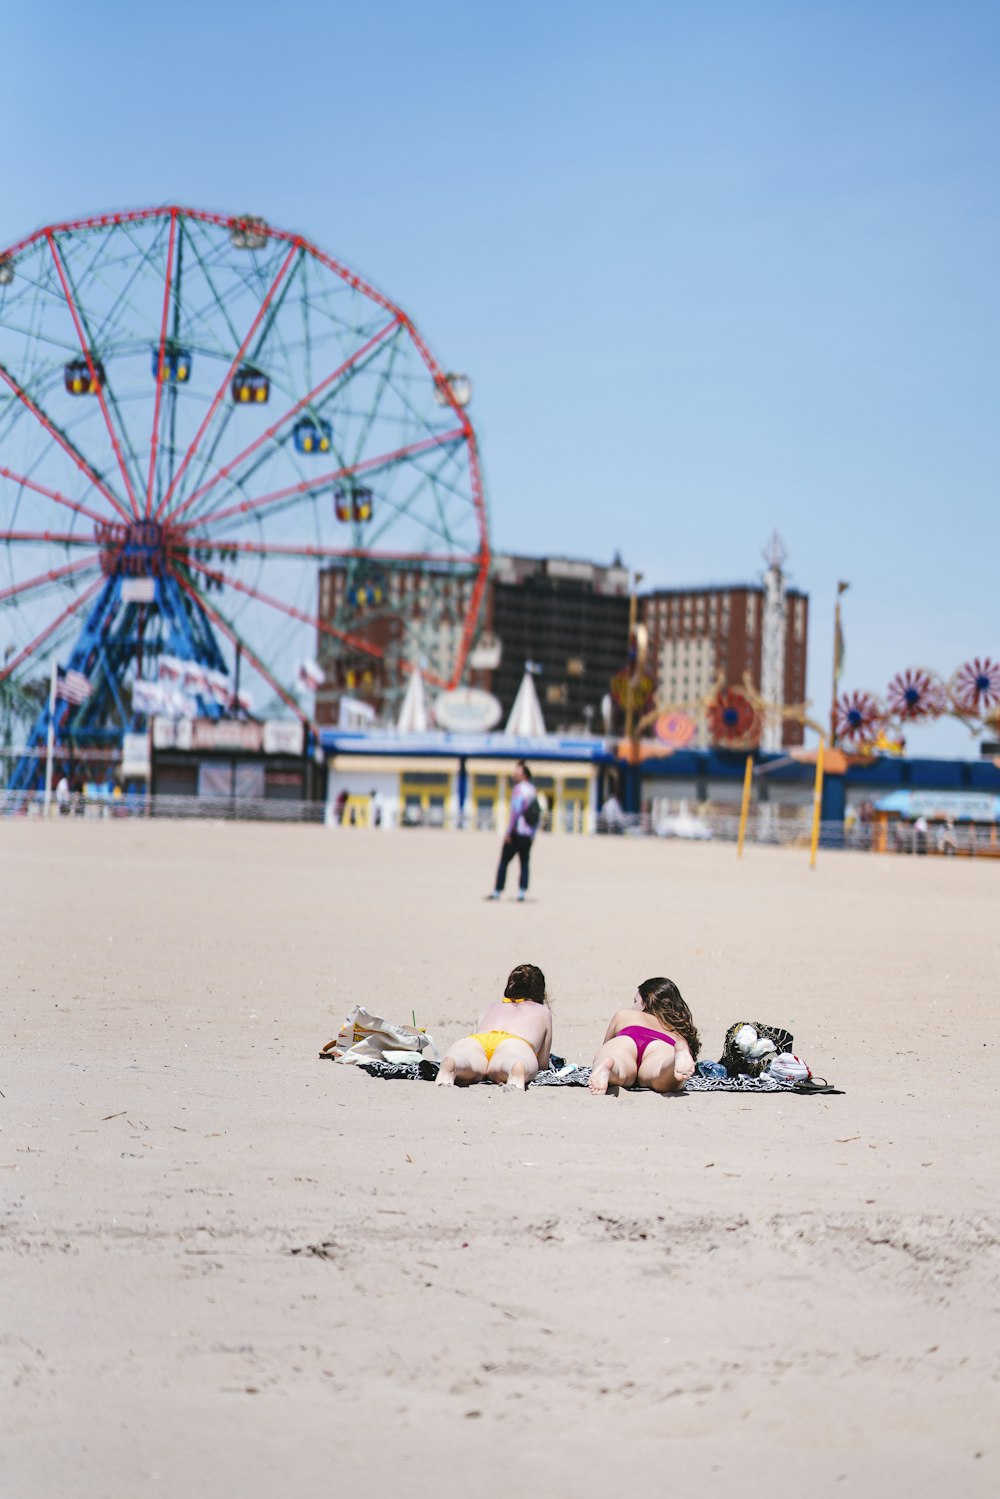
[320,1005,440,1065]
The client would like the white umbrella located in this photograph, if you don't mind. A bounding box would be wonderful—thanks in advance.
[504,670,547,737]
[397,668,430,733]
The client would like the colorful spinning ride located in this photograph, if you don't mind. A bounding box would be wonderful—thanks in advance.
[0,207,489,789]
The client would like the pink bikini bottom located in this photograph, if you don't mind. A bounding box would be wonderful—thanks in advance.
[616,1025,676,1066]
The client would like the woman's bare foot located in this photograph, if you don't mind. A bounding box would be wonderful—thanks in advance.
[588,1062,620,1096]
[436,1057,458,1087]
[503,1060,527,1092]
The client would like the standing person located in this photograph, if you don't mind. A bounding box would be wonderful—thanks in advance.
[486,760,540,902]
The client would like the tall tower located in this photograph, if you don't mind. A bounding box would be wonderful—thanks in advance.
[760,531,788,751]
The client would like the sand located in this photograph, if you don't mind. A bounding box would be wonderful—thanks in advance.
[1,819,997,1498]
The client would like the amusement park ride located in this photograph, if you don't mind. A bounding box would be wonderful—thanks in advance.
[610,654,1000,768]
[832,661,1000,751]
[0,207,489,790]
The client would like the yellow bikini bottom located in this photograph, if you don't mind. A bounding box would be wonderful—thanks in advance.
[467,1029,535,1063]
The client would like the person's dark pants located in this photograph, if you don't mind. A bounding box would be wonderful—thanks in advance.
[495,833,533,893]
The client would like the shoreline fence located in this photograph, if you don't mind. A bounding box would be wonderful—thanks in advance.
[3,791,996,856]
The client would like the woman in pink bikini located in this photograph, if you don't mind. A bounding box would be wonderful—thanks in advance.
[588,976,699,1095]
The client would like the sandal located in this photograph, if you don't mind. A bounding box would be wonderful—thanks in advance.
[792,1077,844,1095]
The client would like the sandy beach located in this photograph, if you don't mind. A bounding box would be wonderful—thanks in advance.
[1,820,997,1498]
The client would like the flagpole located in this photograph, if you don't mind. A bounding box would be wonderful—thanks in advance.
[829,582,849,747]
[43,657,57,817]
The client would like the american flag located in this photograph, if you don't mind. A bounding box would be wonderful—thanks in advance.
[297,658,325,692]
[57,669,92,705]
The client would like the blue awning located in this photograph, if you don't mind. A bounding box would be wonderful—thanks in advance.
[873,789,1000,821]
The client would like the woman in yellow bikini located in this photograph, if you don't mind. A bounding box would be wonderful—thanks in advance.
[436,963,552,1091]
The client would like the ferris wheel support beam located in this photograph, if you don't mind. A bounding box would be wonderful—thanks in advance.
[0,553,101,604]
[0,575,104,685]
[170,569,315,730]
[0,466,110,529]
[449,428,489,689]
[154,242,299,521]
[145,207,180,517]
[456,552,491,688]
[46,232,143,518]
[169,315,402,526]
[0,366,133,525]
[181,427,466,535]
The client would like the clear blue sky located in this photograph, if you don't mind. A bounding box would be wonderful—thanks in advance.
[4,0,999,753]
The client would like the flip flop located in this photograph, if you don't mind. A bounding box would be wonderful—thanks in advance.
[792,1077,844,1095]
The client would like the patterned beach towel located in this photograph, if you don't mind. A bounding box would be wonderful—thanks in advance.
[345,1058,799,1091]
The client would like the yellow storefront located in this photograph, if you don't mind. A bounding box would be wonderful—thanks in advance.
[323,736,602,833]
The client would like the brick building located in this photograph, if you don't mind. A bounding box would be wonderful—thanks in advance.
[639,583,809,747]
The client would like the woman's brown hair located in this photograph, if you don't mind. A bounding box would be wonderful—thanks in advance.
[638,976,700,1059]
[504,963,547,1004]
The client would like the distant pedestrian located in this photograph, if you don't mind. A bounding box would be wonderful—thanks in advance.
[486,760,540,902]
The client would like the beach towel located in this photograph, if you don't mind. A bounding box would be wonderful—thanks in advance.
[342,1059,810,1092]
[342,1055,591,1085]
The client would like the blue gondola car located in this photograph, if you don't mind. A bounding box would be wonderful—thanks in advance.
[231,366,270,404]
[151,346,192,383]
[64,357,105,395]
[334,484,374,523]
[347,570,385,608]
[293,417,332,455]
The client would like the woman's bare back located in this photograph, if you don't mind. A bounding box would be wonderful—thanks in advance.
[476,999,551,1060]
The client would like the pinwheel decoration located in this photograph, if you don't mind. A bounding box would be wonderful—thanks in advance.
[707,688,760,748]
[949,658,1000,718]
[886,667,948,722]
[654,710,697,749]
[834,690,885,748]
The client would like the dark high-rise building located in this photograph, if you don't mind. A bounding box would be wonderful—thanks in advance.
[479,554,631,732]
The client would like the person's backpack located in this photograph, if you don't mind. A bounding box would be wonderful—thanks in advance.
[522,793,541,830]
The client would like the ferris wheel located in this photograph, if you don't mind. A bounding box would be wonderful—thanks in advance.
[0,206,489,788]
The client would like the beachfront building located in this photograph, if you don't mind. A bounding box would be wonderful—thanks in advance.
[320,728,610,833]
[639,578,809,748]
[621,742,1000,852]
